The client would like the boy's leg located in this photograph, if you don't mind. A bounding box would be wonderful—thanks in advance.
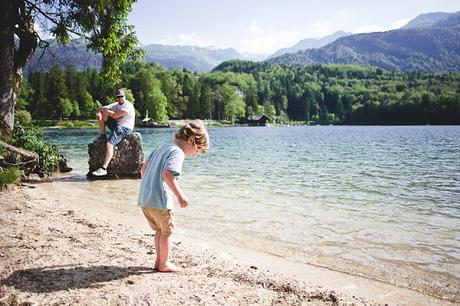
[154,232,161,270]
[158,233,180,272]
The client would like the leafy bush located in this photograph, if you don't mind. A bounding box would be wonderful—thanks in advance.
[8,124,65,173]
[15,110,32,125]
[0,167,23,186]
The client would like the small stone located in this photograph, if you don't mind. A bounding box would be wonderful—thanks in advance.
[126,280,135,285]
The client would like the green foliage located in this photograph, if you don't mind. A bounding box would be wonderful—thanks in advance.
[147,87,168,122]
[14,110,32,125]
[34,0,144,85]
[0,168,24,187]
[222,85,246,123]
[58,98,74,118]
[8,124,65,173]
[22,62,460,125]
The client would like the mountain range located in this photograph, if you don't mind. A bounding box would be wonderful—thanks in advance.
[268,31,351,59]
[401,12,456,29]
[24,11,460,74]
[24,41,245,74]
[268,11,460,72]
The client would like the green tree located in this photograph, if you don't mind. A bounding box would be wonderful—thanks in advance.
[159,73,184,118]
[58,98,74,119]
[200,83,213,119]
[222,84,245,123]
[47,66,68,119]
[146,84,168,122]
[0,0,143,133]
[80,91,95,118]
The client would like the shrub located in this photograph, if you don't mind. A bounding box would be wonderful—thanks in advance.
[8,124,65,173]
[0,167,23,187]
[15,110,32,125]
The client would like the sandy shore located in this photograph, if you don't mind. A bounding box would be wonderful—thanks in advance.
[0,180,455,305]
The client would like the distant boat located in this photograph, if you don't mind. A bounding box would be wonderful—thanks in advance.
[142,110,150,122]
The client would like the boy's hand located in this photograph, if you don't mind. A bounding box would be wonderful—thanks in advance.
[162,170,189,208]
[178,195,189,208]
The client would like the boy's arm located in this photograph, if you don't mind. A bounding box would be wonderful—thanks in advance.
[162,170,189,208]
[140,160,148,178]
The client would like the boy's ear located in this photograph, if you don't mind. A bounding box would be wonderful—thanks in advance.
[187,137,194,144]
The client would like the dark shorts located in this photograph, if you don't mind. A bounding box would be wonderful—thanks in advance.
[106,117,132,146]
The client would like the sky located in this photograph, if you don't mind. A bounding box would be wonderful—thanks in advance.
[128,0,460,55]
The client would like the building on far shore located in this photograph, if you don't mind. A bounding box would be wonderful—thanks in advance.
[239,115,269,126]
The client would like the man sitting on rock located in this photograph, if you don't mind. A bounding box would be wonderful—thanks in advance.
[92,89,135,176]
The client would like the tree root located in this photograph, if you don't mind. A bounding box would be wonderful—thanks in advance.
[0,140,39,174]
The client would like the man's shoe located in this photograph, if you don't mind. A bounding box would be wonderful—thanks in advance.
[92,168,107,176]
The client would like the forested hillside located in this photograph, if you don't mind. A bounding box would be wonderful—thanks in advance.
[16,60,460,125]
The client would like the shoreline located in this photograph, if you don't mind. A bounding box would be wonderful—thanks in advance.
[32,119,460,131]
[0,180,456,305]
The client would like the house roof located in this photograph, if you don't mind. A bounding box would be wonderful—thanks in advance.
[247,115,268,121]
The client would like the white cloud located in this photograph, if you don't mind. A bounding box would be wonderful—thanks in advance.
[249,20,263,35]
[309,20,338,38]
[241,21,303,55]
[391,18,411,29]
[158,32,212,47]
[352,24,385,34]
[177,32,210,46]
[353,17,412,34]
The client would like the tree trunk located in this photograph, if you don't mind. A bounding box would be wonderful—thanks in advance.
[0,0,37,135]
[0,0,16,134]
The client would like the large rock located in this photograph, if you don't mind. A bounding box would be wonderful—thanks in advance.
[87,132,144,179]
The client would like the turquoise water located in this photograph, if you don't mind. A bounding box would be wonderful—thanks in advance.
[45,126,460,301]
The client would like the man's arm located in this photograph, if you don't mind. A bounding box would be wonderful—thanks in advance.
[102,108,128,119]
[162,170,189,208]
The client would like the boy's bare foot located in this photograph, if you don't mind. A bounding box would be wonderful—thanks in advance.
[158,263,180,272]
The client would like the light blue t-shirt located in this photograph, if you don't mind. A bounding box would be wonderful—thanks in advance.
[137,144,185,210]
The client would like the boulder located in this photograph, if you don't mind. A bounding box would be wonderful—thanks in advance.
[87,132,144,179]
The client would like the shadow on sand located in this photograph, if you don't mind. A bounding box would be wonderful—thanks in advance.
[1,265,154,293]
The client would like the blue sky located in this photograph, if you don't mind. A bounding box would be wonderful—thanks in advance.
[128,0,460,55]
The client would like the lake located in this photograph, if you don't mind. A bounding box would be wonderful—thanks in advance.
[44,125,460,301]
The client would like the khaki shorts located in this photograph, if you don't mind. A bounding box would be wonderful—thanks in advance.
[142,207,175,236]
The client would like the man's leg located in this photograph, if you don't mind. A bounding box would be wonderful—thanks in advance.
[92,118,120,176]
[102,140,114,169]
[96,110,107,135]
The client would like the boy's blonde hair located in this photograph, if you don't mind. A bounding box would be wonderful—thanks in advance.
[174,120,209,153]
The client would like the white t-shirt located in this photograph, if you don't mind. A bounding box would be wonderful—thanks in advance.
[107,100,135,130]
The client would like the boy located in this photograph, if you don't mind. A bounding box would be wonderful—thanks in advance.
[138,121,209,272]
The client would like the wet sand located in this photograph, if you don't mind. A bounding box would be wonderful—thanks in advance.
[0,181,455,305]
